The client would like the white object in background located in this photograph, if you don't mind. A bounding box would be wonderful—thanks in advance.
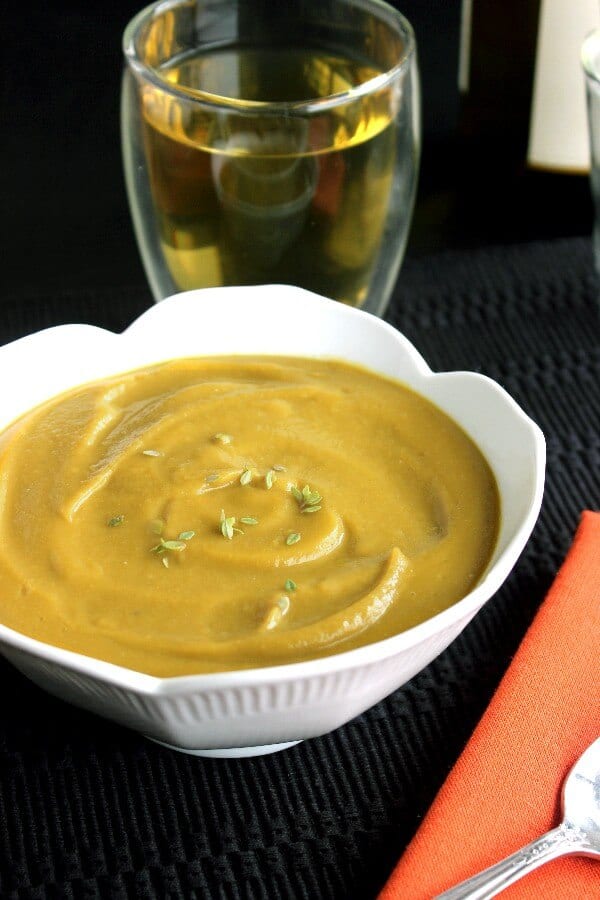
[457,0,473,93]
[527,0,597,172]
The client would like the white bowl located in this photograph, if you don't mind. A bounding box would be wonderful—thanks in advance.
[0,285,545,757]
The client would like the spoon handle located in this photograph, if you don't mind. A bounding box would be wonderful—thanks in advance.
[434,824,584,899]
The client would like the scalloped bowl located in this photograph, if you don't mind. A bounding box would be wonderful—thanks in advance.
[0,286,545,757]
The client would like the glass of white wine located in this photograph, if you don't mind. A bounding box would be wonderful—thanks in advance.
[122,0,419,315]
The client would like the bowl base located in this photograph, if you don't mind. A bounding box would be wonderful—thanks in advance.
[146,737,302,758]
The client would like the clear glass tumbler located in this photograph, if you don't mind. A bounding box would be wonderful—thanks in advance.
[122,0,420,315]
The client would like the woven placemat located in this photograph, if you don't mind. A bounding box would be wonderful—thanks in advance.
[0,237,598,899]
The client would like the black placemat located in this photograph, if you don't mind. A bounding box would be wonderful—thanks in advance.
[1,237,599,899]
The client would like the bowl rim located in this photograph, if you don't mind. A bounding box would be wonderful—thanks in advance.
[0,285,546,693]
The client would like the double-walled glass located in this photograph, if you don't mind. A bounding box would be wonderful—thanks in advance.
[122,0,419,315]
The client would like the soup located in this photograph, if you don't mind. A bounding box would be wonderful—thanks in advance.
[0,356,499,676]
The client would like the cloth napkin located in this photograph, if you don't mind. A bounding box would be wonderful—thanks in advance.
[379,510,600,900]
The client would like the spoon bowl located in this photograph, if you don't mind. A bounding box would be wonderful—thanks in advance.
[437,736,600,898]
[563,737,600,858]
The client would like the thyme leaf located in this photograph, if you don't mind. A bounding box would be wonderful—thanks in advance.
[292,483,323,513]
[220,509,236,540]
[151,536,187,556]
[161,539,186,551]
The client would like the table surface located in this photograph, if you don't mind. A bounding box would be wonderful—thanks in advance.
[0,235,598,899]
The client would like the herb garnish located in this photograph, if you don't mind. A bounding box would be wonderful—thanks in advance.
[292,484,322,513]
[220,509,244,540]
[240,516,258,525]
[142,449,161,457]
[265,469,276,489]
[151,531,195,560]
[107,515,124,527]
[153,539,186,553]
[284,578,297,591]
[240,469,253,486]
[286,532,301,546]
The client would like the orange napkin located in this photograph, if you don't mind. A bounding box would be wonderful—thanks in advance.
[379,510,600,900]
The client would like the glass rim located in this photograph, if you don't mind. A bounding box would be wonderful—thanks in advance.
[122,0,416,115]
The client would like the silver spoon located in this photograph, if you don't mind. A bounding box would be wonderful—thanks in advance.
[435,736,600,899]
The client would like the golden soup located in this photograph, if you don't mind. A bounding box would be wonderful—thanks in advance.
[0,356,499,676]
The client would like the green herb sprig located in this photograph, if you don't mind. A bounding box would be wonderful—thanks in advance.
[220,509,244,540]
[151,530,195,562]
[151,538,187,554]
[291,484,322,514]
